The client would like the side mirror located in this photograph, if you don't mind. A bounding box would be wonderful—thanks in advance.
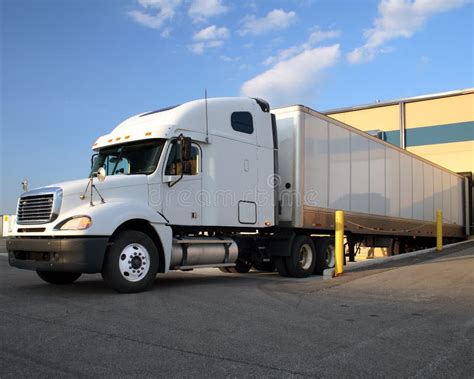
[97,167,107,182]
[181,137,192,162]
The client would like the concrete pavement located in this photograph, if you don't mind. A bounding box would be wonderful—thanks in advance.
[0,242,473,377]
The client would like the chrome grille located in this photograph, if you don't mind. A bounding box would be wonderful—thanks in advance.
[16,187,62,225]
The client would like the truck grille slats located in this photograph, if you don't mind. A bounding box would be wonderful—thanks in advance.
[17,195,54,224]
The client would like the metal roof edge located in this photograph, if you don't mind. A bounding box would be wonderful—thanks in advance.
[322,88,474,115]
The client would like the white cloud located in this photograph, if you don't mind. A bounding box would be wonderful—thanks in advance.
[348,0,468,64]
[193,25,229,41]
[128,0,181,30]
[308,28,341,44]
[240,44,341,105]
[263,27,340,66]
[239,9,297,36]
[188,0,228,22]
[160,27,172,37]
[188,25,228,54]
[220,55,240,62]
[188,40,224,54]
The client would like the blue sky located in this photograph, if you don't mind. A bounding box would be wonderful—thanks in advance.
[1,0,473,213]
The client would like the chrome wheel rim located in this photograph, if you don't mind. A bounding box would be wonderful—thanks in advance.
[119,243,150,282]
[326,244,335,268]
[299,244,313,270]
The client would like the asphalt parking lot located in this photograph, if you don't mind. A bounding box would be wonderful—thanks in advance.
[0,241,473,377]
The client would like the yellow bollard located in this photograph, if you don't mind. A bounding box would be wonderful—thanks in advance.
[436,209,443,252]
[334,210,344,276]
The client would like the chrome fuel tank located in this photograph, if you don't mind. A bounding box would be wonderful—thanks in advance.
[170,237,238,269]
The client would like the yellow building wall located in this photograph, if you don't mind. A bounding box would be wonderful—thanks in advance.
[405,93,474,129]
[407,141,474,174]
[328,104,400,132]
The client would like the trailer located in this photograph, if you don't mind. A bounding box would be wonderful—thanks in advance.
[6,97,468,292]
[274,105,466,259]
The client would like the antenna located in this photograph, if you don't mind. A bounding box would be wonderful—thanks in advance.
[205,88,209,143]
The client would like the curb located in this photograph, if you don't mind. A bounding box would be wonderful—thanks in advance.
[323,239,474,277]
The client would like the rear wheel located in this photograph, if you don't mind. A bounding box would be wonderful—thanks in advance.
[285,235,316,278]
[102,230,159,293]
[36,271,81,284]
[314,237,335,275]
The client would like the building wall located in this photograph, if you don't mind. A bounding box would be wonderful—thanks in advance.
[328,104,400,132]
[326,90,474,175]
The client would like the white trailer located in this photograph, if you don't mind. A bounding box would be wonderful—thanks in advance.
[6,97,468,292]
[274,105,465,235]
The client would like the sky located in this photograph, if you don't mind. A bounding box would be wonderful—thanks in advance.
[1,0,473,213]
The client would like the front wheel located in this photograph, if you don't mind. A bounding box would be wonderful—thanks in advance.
[36,271,81,284]
[102,230,159,293]
[285,235,316,278]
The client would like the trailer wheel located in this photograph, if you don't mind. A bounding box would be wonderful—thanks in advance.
[36,271,81,285]
[102,230,159,293]
[314,237,335,275]
[285,235,316,278]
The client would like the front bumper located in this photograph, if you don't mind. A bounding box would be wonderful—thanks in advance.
[7,237,109,273]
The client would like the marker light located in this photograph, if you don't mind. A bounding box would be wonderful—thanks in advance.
[57,216,92,231]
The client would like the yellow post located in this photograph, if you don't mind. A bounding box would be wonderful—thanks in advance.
[436,209,443,252]
[335,210,344,276]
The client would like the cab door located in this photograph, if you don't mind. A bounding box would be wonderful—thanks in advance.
[161,140,202,226]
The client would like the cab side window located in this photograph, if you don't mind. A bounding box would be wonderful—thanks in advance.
[165,141,200,175]
[231,112,254,134]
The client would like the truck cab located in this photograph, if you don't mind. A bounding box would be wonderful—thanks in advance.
[7,97,279,292]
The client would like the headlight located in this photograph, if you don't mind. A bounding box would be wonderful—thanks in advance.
[56,216,92,230]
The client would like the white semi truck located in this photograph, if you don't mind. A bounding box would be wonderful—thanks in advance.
[7,97,468,292]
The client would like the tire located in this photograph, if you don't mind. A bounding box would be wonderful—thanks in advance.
[285,235,317,278]
[226,258,252,273]
[101,230,159,293]
[314,237,335,275]
[36,271,81,284]
[274,257,290,277]
[254,260,276,272]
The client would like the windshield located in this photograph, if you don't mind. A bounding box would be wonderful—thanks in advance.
[90,139,165,177]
